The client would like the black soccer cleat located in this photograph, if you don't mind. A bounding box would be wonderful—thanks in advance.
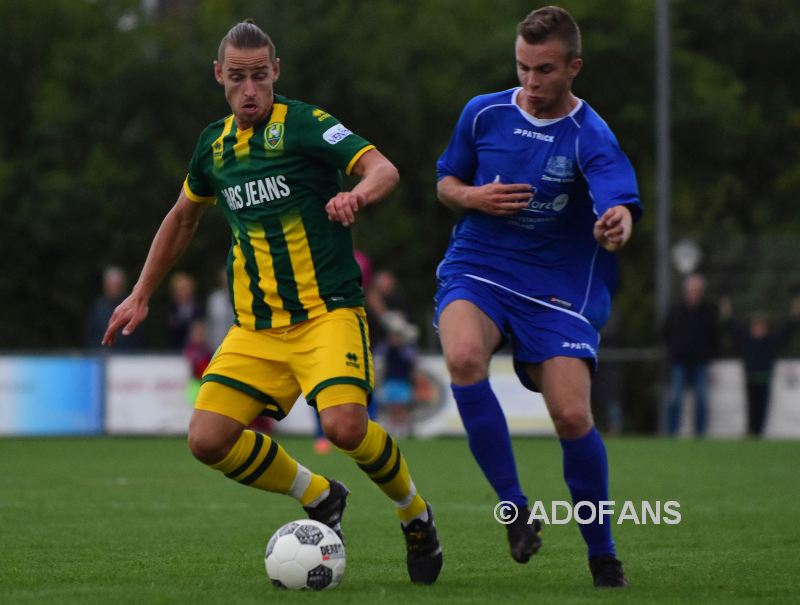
[303,478,350,543]
[402,502,443,585]
[589,555,630,588]
[506,508,542,563]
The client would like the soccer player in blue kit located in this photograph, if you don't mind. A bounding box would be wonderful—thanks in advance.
[434,6,641,588]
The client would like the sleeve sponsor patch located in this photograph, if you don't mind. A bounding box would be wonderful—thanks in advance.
[322,124,352,145]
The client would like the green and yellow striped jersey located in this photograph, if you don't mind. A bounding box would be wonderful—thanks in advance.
[183,95,375,330]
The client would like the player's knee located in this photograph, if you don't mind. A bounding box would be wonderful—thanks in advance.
[320,409,367,451]
[187,426,235,465]
[551,407,593,439]
[445,343,489,384]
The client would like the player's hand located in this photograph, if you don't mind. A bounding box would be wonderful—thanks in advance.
[594,205,633,252]
[326,191,366,227]
[102,294,149,347]
[467,182,532,216]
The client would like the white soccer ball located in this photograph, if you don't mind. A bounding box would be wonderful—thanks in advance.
[265,519,346,590]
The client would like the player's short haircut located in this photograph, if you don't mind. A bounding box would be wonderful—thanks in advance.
[218,20,276,63]
[517,6,581,60]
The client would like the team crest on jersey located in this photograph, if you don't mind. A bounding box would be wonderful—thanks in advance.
[545,155,573,179]
[265,123,285,150]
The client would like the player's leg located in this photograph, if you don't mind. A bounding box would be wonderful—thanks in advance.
[753,382,770,436]
[526,357,628,587]
[439,298,525,507]
[188,385,331,508]
[666,363,687,435]
[295,308,431,525]
[748,381,770,437]
[294,308,441,584]
[691,364,709,436]
[317,393,441,584]
[745,382,758,436]
[318,396,425,521]
[187,325,342,526]
[438,294,537,563]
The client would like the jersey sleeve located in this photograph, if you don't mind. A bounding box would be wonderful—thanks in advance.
[436,97,481,183]
[576,123,642,221]
[183,131,217,205]
[296,105,375,175]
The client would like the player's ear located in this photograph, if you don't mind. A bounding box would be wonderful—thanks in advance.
[568,57,583,79]
[272,57,281,82]
[213,60,224,85]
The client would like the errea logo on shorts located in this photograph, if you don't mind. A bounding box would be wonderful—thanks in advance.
[561,341,597,356]
[345,352,360,369]
[322,124,352,145]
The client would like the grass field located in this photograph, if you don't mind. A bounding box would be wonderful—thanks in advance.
[1,436,799,604]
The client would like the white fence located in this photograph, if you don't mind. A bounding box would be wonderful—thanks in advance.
[1,354,799,438]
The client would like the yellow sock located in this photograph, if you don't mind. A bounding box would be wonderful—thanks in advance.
[210,430,328,505]
[341,420,427,521]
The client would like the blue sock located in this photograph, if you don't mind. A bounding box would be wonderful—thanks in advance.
[561,427,615,558]
[452,380,527,508]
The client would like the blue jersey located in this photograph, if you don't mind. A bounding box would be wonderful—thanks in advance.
[436,88,642,330]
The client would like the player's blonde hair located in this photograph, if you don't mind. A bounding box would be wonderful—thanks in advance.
[218,20,276,63]
[517,6,581,60]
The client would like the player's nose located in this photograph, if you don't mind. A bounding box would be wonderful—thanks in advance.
[524,74,540,90]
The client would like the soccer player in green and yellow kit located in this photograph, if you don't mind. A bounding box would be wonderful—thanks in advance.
[103,21,442,585]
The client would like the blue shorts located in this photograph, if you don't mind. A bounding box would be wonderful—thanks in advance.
[434,275,599,392]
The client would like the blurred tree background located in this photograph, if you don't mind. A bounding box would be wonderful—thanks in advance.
[2,0,800,366]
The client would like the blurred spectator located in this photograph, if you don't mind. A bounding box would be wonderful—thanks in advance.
[354,248,379,421]
[366,269,409,348]
[376,311,419,438]
[206,267,235,350]
[184,320,213,380]
[365,268,412,426]
[183,319,213,403]
[354,248,373,291]
[167,272,204,349]
[84,266,143,350]
[663,273,719,436]
[720,297,800,437]
[592,308,624,435]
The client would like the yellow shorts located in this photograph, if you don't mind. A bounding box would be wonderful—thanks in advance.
[195,307,374,422]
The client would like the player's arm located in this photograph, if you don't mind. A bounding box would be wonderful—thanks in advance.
[102,191,207,346]
[579,122,640,253]
[325,148,399,227]
[593,204,633,252]
[437,175,532,216]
